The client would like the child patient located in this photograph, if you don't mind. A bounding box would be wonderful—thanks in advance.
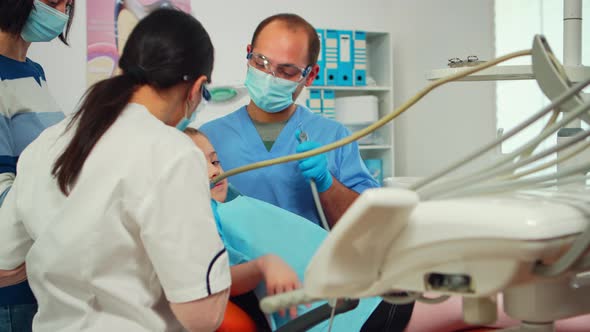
[185,127,300,331]
[185,128,408,332]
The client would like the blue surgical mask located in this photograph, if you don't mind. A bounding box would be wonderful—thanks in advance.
[176,103,199,131]
[176,85,210,131]
[21,0,69,43]
[245,66,300,113]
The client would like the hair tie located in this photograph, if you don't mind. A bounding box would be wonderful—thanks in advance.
[125,66,148,84]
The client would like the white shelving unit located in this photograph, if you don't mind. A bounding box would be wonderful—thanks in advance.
[306,31,395,181]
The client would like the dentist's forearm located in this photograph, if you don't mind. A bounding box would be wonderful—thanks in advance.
[320,177,359,227]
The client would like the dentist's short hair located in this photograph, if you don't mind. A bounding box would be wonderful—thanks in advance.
[250,13,320,66]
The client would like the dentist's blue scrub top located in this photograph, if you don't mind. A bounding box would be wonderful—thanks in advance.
[200,105,379,226]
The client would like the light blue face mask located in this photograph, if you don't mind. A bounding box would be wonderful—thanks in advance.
[176,102,200,131]
[21,0,69,43]
[244,66,300,113]
[176,85,210,131]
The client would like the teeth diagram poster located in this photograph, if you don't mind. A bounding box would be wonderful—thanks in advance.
[86,0,191,87]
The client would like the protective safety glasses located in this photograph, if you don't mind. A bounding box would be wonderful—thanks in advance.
[247,52,311,81]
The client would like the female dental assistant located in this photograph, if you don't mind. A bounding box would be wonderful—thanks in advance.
[0,1,75,331]
[0,9,230,332]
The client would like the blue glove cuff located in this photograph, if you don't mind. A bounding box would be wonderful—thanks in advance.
[315,171,333,193]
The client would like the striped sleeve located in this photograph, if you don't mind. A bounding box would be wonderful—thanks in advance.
[0,57,63,206]
[0,98,15,207]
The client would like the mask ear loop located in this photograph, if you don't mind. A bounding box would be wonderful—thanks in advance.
[186,83,210,121]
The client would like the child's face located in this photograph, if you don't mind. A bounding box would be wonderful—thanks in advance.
[190,134,228,202]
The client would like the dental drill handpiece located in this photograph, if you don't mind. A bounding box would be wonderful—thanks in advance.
[297,128,317,187]
[298,129,309,144]
[297,126,331,231]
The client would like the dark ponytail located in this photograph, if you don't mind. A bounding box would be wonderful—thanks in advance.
[52,75,137,194]
[52,8,214,195]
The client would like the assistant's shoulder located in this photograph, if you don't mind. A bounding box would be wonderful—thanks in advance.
[127,119,207,183]
[27,116,69,146]
[141,116,198,157]
[115,104,201,164]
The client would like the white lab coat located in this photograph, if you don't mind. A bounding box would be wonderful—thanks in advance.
[0,103,230,331]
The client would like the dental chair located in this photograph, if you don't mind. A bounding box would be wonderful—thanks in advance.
[261,187,590,332]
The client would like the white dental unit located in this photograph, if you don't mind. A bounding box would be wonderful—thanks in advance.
[260,25,590,332]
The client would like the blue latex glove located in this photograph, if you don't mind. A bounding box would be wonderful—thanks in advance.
[295,132,333,192]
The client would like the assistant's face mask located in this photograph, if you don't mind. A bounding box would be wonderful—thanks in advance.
[21,0,69,43]
[176,85,210,131]
[175,106,197,132]
[176,102,204,131]
[244,66,301,113]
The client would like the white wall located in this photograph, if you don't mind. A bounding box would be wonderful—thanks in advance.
[28,0,394,114]
[197,0,395,85]
[390,0,497,176]
[28,0,497,178]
